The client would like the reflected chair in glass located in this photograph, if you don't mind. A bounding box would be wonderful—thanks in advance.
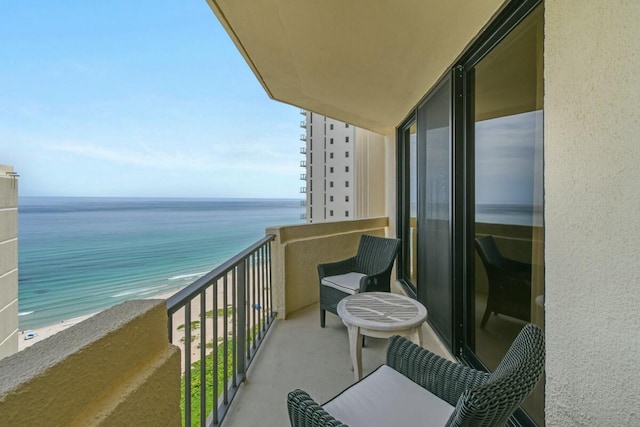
[318,235,401,327]
[475,235,532,328]
[287,324,545,427]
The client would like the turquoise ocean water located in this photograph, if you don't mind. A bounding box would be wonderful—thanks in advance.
[17,197,304,330]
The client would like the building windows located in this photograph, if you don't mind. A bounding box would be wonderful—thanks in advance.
[345,123,349,128]
[329,124,334,130]
[330,138,334,144]
[345,136,350,143]
[345,181,349,188]
[345,166,349,173]
[330,152,334,159]
[345,196,349,202]
[330,195,334,202]
[330,181,334,188]
[345,211,349,217]
[345,151,349,158]
[330,166,334,173]
[330,210,334,217]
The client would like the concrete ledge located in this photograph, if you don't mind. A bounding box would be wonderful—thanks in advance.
[267,218,390,318]
[0,299,181,426]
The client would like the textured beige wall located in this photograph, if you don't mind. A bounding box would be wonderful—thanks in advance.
[384,135,397,237]
[354,129,386,219]
[207,0,506,134]
[0,300,181,426]
[267,218,389,318]
[0,164,18,360]
[545,1,640,425]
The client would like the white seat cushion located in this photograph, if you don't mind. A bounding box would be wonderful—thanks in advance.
[323,365,454,427]
[321,272,366,295]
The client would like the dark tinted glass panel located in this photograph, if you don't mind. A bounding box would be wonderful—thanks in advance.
[470,5,544,424]
[418,78,452,345]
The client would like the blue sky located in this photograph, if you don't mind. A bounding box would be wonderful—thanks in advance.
[0,1,302,199]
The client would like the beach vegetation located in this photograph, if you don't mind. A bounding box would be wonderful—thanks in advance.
[177,320,201,331]
[180,325,264,425]
[180,334,197,344]
[205,306,234,318]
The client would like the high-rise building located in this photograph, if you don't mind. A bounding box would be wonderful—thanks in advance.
[299,111,385,223]
[0,164,18,360]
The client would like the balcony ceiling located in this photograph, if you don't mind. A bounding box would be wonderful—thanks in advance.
[206,0,506,135]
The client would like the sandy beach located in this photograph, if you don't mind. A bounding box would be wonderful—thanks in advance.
[18,313,97,351]
[18,288,180,352]
[18,278,255,374]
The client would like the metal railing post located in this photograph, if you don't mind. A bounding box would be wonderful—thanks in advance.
[165,234,275,426]
[237,260,246,382]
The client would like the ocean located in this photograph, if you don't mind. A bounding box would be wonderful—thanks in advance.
[17,197,304,330]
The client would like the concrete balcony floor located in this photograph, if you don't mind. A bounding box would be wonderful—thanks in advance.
[223,302,452,427]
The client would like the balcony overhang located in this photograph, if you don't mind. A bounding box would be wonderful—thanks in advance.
[206,0,506,134]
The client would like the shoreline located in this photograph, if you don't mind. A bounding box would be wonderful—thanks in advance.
[18,288,181,351]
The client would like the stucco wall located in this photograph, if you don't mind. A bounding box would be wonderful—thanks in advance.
[354,129,386,219]
[0,164,18,360]
[0,300,181,426]
[267,217,389,318]
[544,1,640,425]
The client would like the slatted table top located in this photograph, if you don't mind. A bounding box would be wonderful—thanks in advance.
[337,292,427,331]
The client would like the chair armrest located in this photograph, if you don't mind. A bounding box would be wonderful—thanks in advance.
[358,269,391,292]
[502,258,532,274]
[386,336,489,407]
[287,390,347,427]
[318,257,357,279]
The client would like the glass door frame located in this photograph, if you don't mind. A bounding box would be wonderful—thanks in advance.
[395,1,543,425]
[457,0,543,425]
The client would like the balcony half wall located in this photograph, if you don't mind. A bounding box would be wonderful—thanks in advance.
[267,217,389,319]
[0,300,180,427]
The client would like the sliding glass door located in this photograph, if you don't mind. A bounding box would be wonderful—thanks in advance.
[464,4,544,424]
[417,78,453,347]
[397,1,544,424]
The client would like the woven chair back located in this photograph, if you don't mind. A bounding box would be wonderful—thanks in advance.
[447,324,545,426]
[354,235,401,275]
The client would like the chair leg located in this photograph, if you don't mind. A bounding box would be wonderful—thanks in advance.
[320,308,326,328]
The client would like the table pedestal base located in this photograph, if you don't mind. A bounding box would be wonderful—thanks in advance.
[345,323,423,381]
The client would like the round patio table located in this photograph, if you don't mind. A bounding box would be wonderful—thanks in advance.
[337,292,427,381]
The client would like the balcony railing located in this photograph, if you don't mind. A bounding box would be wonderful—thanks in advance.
[166,235,276,426]
[300,213,307,220]
[300,187,307,193]
[300,147,307,154]
[300,199,306,206]
[300,120,307,128]
[299,108,306,115]
[300,173,307,180]
[300,133,307,141]
[300,160,306,167]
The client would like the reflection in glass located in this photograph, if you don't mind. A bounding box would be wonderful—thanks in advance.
[408,124,418,285]
[471,4,544,424]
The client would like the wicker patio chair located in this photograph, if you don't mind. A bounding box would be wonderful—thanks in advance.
[318,235,401,327]
[475,236,532,328]
[287,324,545,427]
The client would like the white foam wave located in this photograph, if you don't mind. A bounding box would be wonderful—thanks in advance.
[168,272,207,281]
[138,287,168,296]
[111,284,167,298]
[111,289,140,298]
[19,311,34,316]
